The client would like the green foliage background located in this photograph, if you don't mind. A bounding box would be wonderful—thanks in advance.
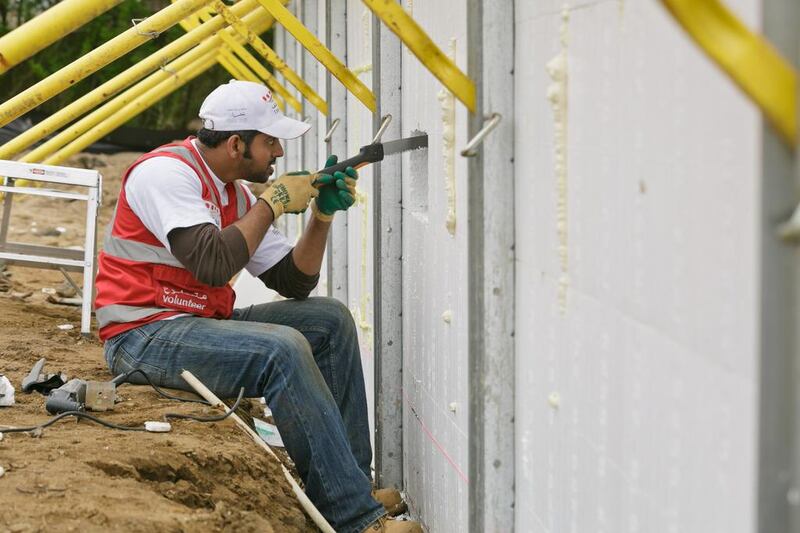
[0,0,272,130]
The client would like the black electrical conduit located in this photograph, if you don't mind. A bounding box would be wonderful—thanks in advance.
[0,369,244,434]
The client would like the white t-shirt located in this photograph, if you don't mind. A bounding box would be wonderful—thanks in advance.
[125,139,292,276]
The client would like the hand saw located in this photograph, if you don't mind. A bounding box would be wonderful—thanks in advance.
[317,115,427,176]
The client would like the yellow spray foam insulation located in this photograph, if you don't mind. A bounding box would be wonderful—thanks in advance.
[352,64,373,77]
[442,310,453,324]
[350,190,373,342]
[548,392,561,409]
[437,38,457,237]
[547,7,570,315]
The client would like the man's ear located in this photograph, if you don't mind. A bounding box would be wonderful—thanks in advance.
[226,135,243,158]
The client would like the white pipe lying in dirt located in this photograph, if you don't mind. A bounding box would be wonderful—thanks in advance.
[180,370,335,533]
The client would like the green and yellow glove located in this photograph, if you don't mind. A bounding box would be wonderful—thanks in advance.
[311,155,358,222]
[259,171,320,219]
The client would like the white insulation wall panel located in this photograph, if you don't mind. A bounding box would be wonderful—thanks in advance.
[398,1,470,530]
[514,1,761,533]
[345,0,377,449]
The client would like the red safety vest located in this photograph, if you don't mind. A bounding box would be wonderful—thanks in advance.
[94,138,252,341]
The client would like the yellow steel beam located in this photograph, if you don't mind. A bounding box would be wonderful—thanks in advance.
[21,38,224,163]
[256,0,376,112]
[0,0,269,160]
[44,53,219,166]
[180,6,301,113]
[661,0,796,147]
[219,49,261,83]
[0,0,124,75]
[0,0,215,128]
[217,54,247,80]
[205,1,303,113]
[362,0,475,113]
[203,0,327,115]
[216,51,286,111]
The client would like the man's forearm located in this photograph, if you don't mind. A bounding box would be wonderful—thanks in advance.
[233,199,275,255]
[292,215,331,275]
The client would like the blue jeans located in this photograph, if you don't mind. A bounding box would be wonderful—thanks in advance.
[103,296,385,533]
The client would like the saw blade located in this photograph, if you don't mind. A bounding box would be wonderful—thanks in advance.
[382,135,428,156]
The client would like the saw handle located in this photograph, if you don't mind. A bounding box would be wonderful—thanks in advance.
[318,143,384,176]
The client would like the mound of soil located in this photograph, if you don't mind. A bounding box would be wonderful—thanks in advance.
[0,152,314,532]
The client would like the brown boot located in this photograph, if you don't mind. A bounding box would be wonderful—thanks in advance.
[371,487,408,516]
[362,515,422,533]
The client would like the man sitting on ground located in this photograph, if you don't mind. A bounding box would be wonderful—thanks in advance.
[94,80,420,533]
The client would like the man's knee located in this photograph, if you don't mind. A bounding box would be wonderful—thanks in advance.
[255,325,313,369]
[279,326,313,358]
[306,296,356,334]
[253,326,330,398]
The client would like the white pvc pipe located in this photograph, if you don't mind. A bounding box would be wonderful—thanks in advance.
[180,370,335,533]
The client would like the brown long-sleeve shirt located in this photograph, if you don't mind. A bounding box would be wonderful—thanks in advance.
[167,223,319,300]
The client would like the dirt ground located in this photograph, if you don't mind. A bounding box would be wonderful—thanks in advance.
[0,152,314,532]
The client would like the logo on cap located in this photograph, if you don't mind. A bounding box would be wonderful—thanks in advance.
[262,92,272,103]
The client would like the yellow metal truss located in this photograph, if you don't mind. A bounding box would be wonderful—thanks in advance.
[21,36,225,163]
[0,0,124,75]
[179,5,300,113]
[204,1,327,115]
[202,0,327,115]
[257,0,377,113]
[13,2,275,163]
[362,0,476,113]
[0,0,267,160]
[0,0,218,128]
[44,51,220,165]
[216,51,288,111]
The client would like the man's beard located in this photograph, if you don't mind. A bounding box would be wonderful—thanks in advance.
[243,159,276,183]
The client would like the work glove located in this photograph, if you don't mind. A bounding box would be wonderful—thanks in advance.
[259,171,320,219]
[312,155,358,222]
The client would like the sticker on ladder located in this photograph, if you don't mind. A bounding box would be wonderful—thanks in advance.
[438,38,457,236]
[546,7,570,314]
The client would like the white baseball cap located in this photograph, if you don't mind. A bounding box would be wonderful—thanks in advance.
[198,80,310,139]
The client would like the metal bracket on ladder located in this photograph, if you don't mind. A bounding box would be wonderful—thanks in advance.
[0,160,101,336]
